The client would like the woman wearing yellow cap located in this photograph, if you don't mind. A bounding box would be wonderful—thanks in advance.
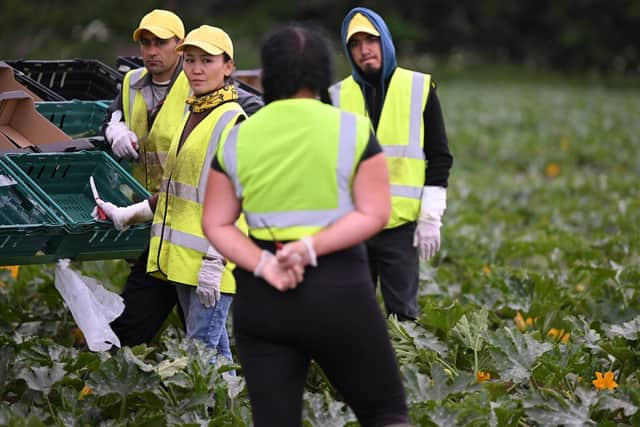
[96,25,246,363]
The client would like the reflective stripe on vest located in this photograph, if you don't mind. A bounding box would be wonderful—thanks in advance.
[123,68,146,123]
[330,68,430,227]
[222,108,359,233]
[150,223,210,253]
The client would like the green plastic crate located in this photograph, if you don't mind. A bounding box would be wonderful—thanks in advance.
[2,151,151,261]
[0,160,65,265]
[35,100,110,139]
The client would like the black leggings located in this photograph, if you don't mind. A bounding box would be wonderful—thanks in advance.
[233,242,409,427]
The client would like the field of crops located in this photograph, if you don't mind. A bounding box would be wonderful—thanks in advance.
[1,78,639,426]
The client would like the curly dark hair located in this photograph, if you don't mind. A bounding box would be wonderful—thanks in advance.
[260,25,333,105]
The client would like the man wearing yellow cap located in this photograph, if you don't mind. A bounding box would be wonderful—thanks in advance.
[103,10,262,347]
[330,7,453,322]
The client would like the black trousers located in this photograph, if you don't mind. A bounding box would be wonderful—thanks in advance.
[110,250,184,346]
[233,241,409,427]
[366,222,420,321]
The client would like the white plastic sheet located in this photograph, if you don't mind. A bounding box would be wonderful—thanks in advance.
[54,259,124,351]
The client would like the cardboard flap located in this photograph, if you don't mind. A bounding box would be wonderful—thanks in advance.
[0,91,71,148]
[0,66,42,101]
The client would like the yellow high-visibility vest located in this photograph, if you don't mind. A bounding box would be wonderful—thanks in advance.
[217,98,370,241]
[147,101,245,292]
[330,67,431,228]
[122,68,191,193]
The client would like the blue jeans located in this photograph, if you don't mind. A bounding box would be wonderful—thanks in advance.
[175,283,233,362]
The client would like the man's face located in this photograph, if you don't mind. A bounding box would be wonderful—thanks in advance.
[138,30,181,80]
[348,32,382,75]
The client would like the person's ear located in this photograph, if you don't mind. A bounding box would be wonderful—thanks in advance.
[224,59,235,77]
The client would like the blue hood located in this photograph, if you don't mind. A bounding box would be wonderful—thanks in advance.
[340,7,397,89]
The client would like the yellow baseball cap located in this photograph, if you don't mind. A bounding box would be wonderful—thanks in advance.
[346,12,380,42]
[176,25,234,59]
[133,9,185,42]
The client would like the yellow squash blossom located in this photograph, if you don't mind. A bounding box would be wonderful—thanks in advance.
[592,371,618,391]
[548,328,570,343]
[482,264,492,275]
[514,312,527,332]
[514,312,535,332]
[545,163,561,178]
[78,384,92,400]
[476,371,491,383]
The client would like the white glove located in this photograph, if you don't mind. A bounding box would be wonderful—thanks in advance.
[105,110,139,160]
[253,250,276,278]
[413,186,447,261]
[253,249,303,292]
[92,199,153,231]
[196,257,224,308]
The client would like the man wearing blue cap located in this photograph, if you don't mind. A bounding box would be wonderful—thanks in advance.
[330,7,453,322]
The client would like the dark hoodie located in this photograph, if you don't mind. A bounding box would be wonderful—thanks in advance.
[340,7,453,188]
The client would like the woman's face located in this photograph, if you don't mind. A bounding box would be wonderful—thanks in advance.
[183,46,234,95]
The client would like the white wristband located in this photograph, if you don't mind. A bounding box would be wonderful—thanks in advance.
[253,250,273,277]
[301,236,317,267]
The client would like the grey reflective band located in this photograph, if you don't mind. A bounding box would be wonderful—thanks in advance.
[142,151,168,166]
[408,72,426,156]
[246,209,344,229]
[128,68,146,117]
[198,109,242,202]
[380,71,425,160]
[391,184,423,199]
[336,111,357,213]
[158,179,198,203]
[329,82,342,107]
[222,125,244,198]
[150,223,210,253]
[243,110,357,229]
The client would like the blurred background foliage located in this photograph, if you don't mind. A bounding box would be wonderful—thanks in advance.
[1,0,639,83]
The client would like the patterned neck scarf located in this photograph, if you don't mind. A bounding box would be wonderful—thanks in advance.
[186,84,238,113]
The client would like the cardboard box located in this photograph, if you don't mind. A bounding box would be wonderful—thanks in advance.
[0,62,42,100]
[0,90,71,151]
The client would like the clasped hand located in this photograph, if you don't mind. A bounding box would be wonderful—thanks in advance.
[257,238,317,292]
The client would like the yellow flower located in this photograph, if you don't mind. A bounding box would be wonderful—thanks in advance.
[514,312,527,332]
[514,312,535,332]
[0,265,20,287]
[548,328,570,343]
[482,264,492,275]
[477,371,491,383]
[545,163,561,178]
[592,371,618,391]
[78,384,92,400]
